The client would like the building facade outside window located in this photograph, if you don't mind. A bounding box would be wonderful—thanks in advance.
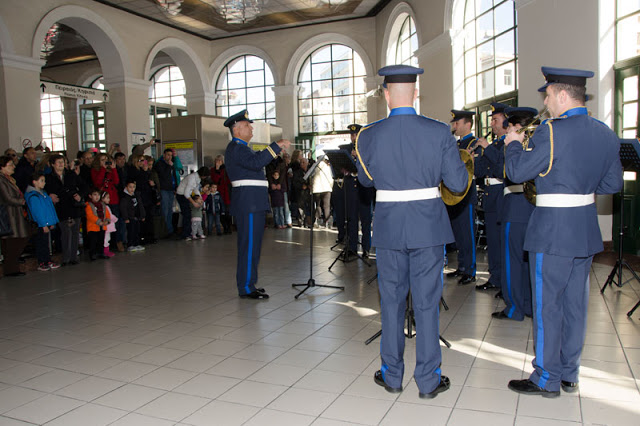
[216,55,276,124]
[41,93,66,152]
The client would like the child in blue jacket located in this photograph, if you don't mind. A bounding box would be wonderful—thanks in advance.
[25,172,60,271]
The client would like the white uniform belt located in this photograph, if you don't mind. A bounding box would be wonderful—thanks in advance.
[536,193,595,207]
[484,178,503,186]
[231,179,268,188]
[376,187,440,202]
[503,185,524,195]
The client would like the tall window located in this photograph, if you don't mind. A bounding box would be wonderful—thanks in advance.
[388,15,419,112]
[149,66,187,137]
[615,2,640,138]
[297,44,367,134]
[41,93,65,151]
[463,0,517,105]
[216,55,275,124]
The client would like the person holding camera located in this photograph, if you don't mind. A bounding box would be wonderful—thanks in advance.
[91,153,123,252]
[45,154,87,266]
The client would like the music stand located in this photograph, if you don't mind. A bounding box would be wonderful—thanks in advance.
[324,150,370,270]
[292,156,345,299]
[601,140,640,318]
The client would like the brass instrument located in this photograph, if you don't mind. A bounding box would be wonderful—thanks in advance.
[515,107,548,205]
[441,149,474,206]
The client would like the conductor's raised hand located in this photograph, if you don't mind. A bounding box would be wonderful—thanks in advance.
[276,139,291,151]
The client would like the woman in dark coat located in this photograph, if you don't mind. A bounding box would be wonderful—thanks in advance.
[0,155,31,276]
[210,154,232,234]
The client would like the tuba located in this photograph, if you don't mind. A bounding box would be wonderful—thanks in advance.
[516,107,548,205]
[441,149,475,206]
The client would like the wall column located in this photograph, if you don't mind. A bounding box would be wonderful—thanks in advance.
[0,53,45,152]
[62,98,79,155]
[364,76,381,122]
[415,31,455,120]
[272,84,298,143]
[102,76,151,156]
[186,91,217,115]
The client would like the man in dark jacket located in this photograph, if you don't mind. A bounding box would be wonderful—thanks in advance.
[45,154,87,265]
[119,179,146,251]
[15,147,37,193]
[154,148,176,236]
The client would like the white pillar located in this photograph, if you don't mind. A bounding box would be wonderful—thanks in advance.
[186,91,217,115]
[62,98,79,155]
[364,76,381,122]
[102,76,151,156]
[272,84,298,143]
[0,53,45,152]
[415,31,455,121]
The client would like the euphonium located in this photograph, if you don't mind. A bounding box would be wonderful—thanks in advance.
[516,107,548,205]
[441,149,474,206]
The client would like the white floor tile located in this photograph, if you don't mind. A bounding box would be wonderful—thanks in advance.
[93,384,165,411]
[3,394,83,424]
[218,380,288,407]
[268,387,338,417]
[110,412,175,426]
[321,394,393,425]
[167,352,226,372]
[55,376,125,402]
[244,408,314,426]
[136,391,210,421]
[455,386,518,415]
[380,401,451,426]
[248,363,309,386]
[293,369,358,394]
[206,357,266,379]
[173,373,240,399]
[0,386,46,414]
[133,366,197,390]
[182,400,259,426]
[45,403,127,426]
[447,408,514,426]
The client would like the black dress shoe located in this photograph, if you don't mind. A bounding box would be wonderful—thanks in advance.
[5,271,25,277]
[561,380,579,393]
[373,370,402,393]
[419,376,450,399]
[69,260,79,265]
[495,290,504,300]
[447,269,463,278]
[256,288,266,293]
[508,379,559,398]
[240,291,269,299]
[458,274,476,285]
[476,281,499,291]
[491,311,509,319]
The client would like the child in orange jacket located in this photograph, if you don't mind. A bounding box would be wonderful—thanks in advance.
[85,188,111,261]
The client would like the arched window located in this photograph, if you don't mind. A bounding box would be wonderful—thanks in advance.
[216,55,276,124]
[387,14,419,111]
[615,2,640,138]
[83,76,104,105]
[460,0,518,135]
[149,66,187,137]
[41,93,65,151]
[297,44,367,134]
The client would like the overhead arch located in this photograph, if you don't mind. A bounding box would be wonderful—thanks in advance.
[284,33,375,85]
[32,5,129,81]
[445,0,466,32]
[380,2,421,66]
[144,37,210,98]
[210,45,278,88]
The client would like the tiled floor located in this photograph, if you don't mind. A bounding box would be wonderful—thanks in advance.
[0,228,639,425]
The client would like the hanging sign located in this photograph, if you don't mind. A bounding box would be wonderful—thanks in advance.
[40,81,109,102]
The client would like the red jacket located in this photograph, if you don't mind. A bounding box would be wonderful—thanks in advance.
[91,167,120,204]
[210,165,231,205]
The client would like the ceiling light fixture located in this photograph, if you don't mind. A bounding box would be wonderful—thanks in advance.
[204,0,268,24]
[156,0,183,16]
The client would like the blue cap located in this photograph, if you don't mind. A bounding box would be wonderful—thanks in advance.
[538,66,594,92]
[223,109,253,128]
[378,65,424,88]
[504,107,538,127]
[347,124,362,134]
[450,109,475,122]
[490,102,509,116]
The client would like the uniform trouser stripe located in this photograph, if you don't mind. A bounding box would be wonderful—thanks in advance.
[245,213,254,295]
[504,223,515,318]
[469,205,476,274]
[534,252,549,388]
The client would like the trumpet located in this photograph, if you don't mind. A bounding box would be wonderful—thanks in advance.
[515,107,548,205]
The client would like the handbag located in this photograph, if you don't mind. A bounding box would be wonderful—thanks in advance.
[0,204,14,237]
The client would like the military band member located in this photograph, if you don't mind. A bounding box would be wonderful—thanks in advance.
[447,110,479,285]
[356,65,468,398]
[331,127,360,244]
[473,102,509,291]
[224,110,291,299]
[505,67,622,397]
[492,107,537,321]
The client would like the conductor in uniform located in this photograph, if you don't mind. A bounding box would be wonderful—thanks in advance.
[473,102,508,291]
[356,65,468,398]
[447,110,479,285]
[224,110,291,299]
[504,67,622,397]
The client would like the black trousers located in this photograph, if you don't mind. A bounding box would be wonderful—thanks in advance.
[35,228,51,264]
[86,231,105,259]
[1,237,28,274]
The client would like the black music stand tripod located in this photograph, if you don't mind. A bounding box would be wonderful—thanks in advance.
[292,156,345,299]
[324,150,370,271]
[600,140,640,317]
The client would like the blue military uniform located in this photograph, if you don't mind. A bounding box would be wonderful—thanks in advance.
[474,103,508,290]
[223,110,281,298]
[447,111,479,283]
[505,67,622,395]
[356,65,468,396]
[494,107,538,321]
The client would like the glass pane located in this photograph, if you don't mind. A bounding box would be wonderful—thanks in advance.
[247,103,265,120]
[476,0,492,15]
[228,57,245,73]
[169,66,183,81]
[298,82,312,99]
[299,60,311,82]
[465,0,475,24]
[617,14,640,61]
[623,129,637,138]
[623,76,638,102]
[465,49,477,76]
[332,60,351,79]
[355,112,367,126]
[41,113,51,126]
[49,96,62,111]
[51,124,64,137]
[495,62,515,95]
[217,91,229,107]
[476,10,494,42]
[217,74,228,90]
[354,77,366,94]
[315,114,333,132]
[265,102,276,119]
[217,105,228,117]
[477,41,494,71]
[154,68,170,82]
[623,102,638,128]
[333,78,353,96]
[227,73,245,90]
[355,94,367,112]
[228,89,246,105]
[334,95,353,113]
[617,0,640,18]
[311,46,331,64]
[466,77,477,104]
[156,96,171,105]
[335,113,353,131]
[41,98,50,112]
[246,70,264,87]
[312,80,332,97]
[247,87,265,103]
[464,22,476,48]
[265,69,274,86]
[312,63,332,80]
[229,104,244,115]
[245,55,264,71]
[478,69,495,100]
[332,44,352,61]
[353,55,366,76]
[172,79,186,96]
[313,97,333,115]
[399,17,410,41]
[495,30,515,65]
[155,82,171,98]
[171,95,186,107]
[494,1,514,35]
[266,87,275,102]
[299,99,312,115]
[299,116,313,133]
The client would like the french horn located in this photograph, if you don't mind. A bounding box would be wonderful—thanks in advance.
[441,149,475,206]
